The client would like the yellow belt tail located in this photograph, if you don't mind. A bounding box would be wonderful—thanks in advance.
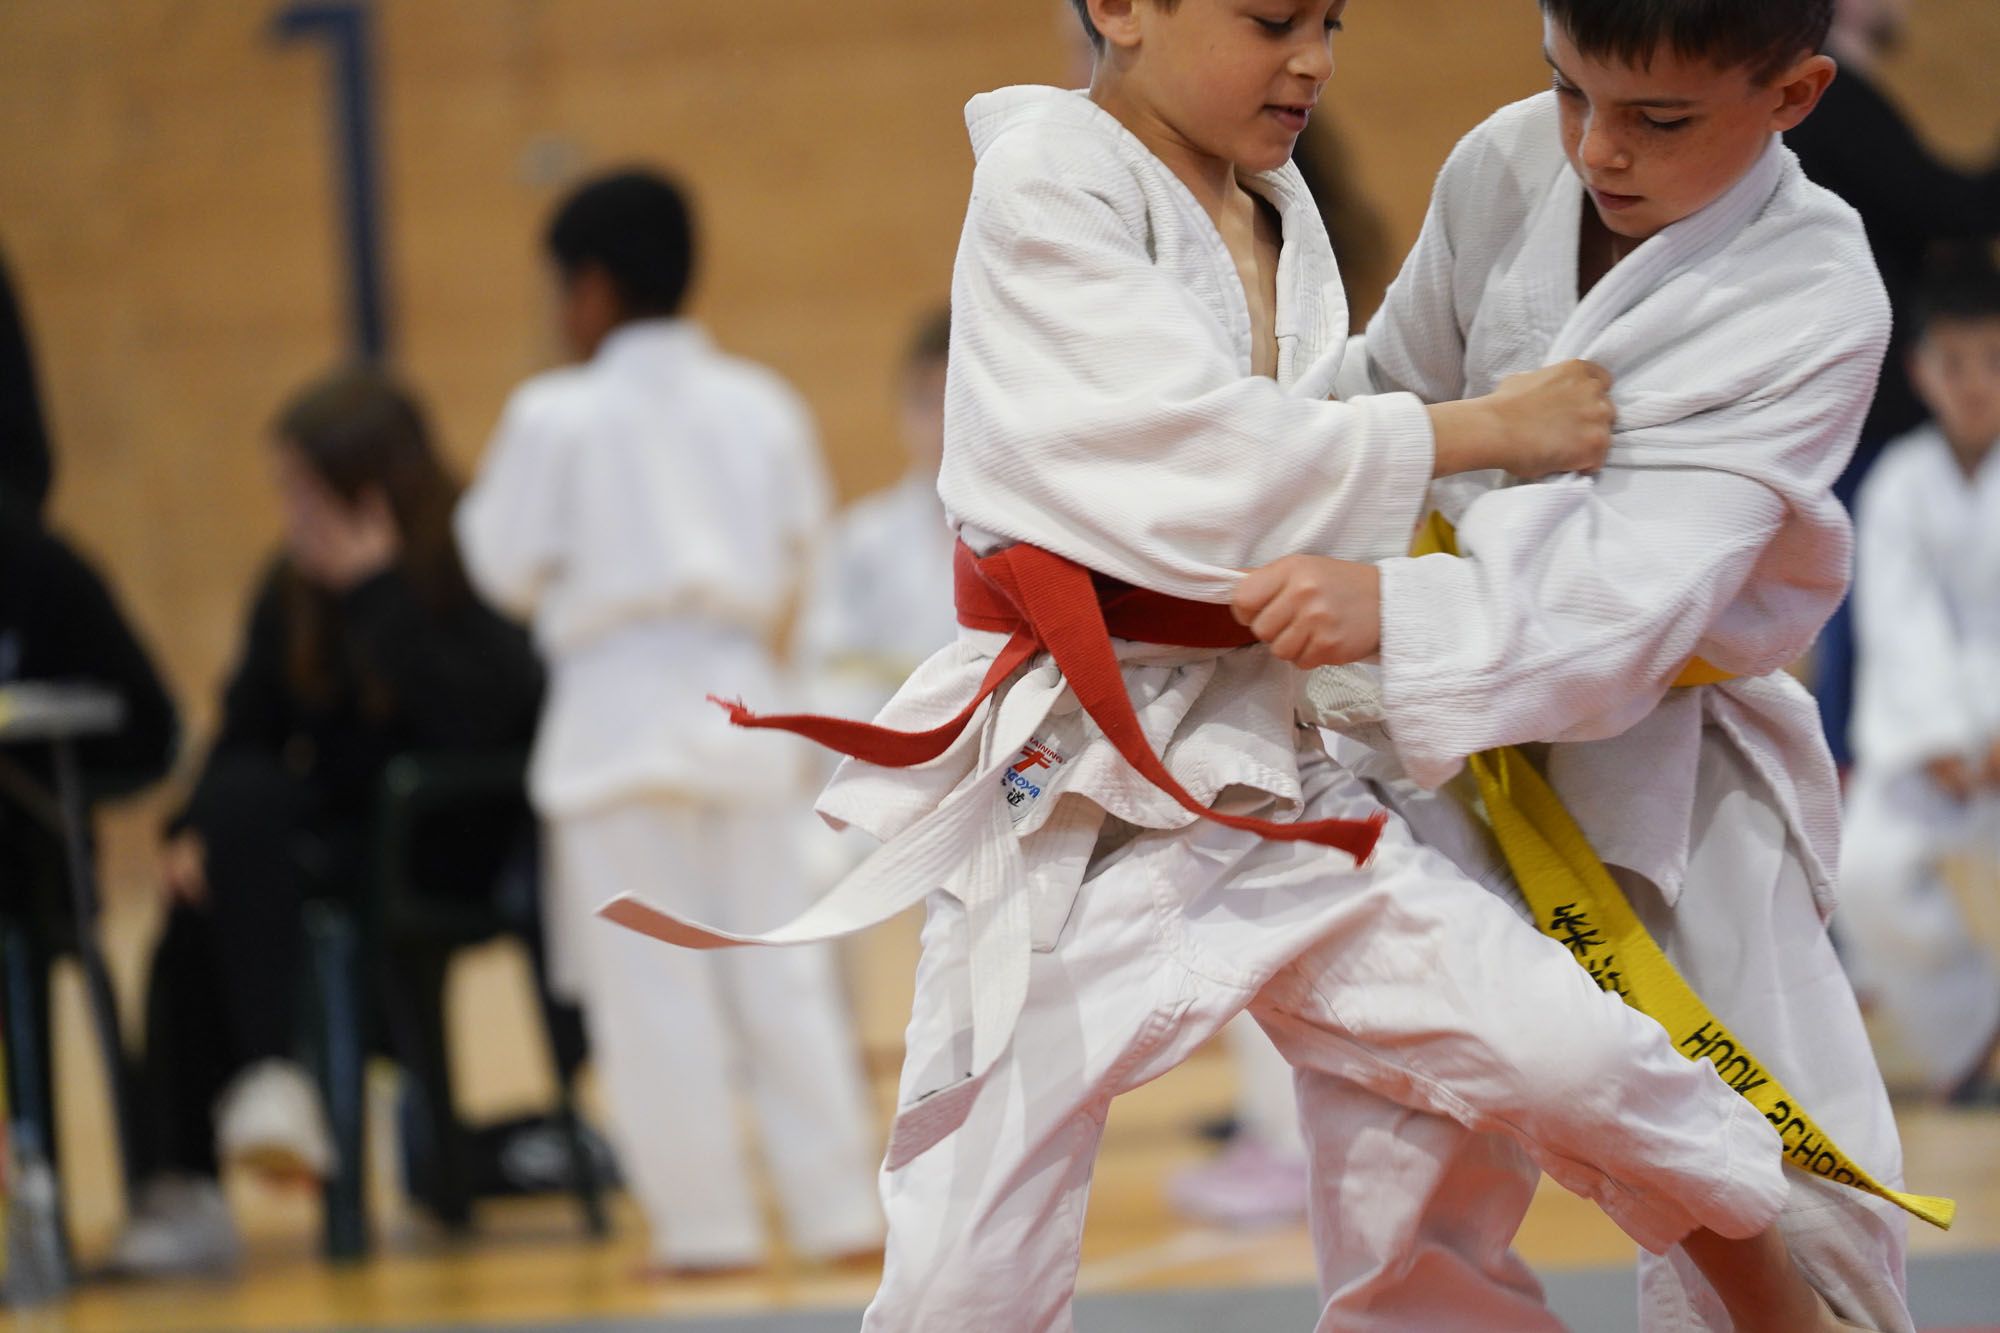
[1411,510,1953,1229]
[1467,746,1954,1230]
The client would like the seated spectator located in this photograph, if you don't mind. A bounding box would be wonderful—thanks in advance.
[0,478,180,1009]
[1,243,178,1243]
[111,367,543,1275]
[0,241,178,837]
[1841,259,2000,1103]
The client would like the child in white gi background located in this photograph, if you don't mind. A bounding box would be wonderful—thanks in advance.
[604,4,1867,1329]
[455,171,883,1273]
[788,309,958,1047]
[1842,258,2000,1105]
[795,308,957,725]
[1238,0,1910,1326]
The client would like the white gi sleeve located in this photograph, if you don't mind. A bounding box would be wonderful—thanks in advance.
[940,146,1438,601]
[1378,463,1786,788]
[1850,460,1974,774]
[455,382,575,622]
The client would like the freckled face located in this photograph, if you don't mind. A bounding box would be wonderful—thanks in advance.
[1119,0,1347,174]
[1546,19,1804,243]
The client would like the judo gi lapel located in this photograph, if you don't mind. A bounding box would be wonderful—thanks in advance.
[1242,165,1347,396]
[1549,136,1787,364]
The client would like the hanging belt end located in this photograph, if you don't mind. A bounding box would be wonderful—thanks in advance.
[1353,808,1389,866]
[708,694,757,727]
[1900,1191,1956,1231]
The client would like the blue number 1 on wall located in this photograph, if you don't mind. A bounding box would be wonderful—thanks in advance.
[275,1,390,361]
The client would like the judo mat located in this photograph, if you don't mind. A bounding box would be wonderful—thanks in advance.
[280,1249,2000,1331]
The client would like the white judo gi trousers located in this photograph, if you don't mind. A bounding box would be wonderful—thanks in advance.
[1313,735,1911,1332]
[550,799,884,1267]
[1840,775,2000,1090]
[862,746,1790,1332]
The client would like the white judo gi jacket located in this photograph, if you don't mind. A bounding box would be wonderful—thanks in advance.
[833,83,1454,1160]
[1341,93,1889,916]
[1328,94,1913,1333]
[1842,425,2000,1085]
[1850,427,2000,778]
[607,85,1444,1166]
[456,319,829,820]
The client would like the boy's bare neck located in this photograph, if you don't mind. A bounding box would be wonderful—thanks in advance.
[1576,197,1643,298]
[1947,433,1996,479]
[1089,82,1250,225]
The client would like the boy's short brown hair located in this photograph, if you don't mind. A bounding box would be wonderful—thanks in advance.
[1913,253,2000,345]
[1540,0,1832,83]
[1068,0,1182,54]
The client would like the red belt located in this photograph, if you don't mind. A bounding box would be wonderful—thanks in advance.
[713,542,1384,863]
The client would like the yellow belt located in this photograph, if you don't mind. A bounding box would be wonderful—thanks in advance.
[1411,512,1954,1229]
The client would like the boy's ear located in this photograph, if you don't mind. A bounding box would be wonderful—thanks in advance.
[1767,53,1837,134]
[1088,0,1144,51]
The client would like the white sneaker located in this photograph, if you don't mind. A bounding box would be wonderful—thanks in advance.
[213,1059,336,1181]
[104,1174,240,1277]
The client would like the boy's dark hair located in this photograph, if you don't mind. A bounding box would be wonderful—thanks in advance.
[903,306,951,374]
[1539,0,1832,83]
[545,169,696,317]
[1067,0,1181,55]
[1912,252,2000,342]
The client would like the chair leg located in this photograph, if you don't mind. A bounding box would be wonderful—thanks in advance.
[524,924,608,1238]
[381,949,473,1232]
[556,1087,609,1237]
[536,997,608,1237]
[2,922,71,1289]
[302,903,369,1263]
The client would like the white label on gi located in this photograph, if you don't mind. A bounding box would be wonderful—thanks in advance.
[1000,735,1068,827]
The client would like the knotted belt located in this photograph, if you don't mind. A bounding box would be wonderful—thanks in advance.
[1414,511,1953,1229]
[714,540,1386,861]
[600,540,1380,1170]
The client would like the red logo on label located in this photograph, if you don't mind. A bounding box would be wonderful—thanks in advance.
[1012,741,1061,775]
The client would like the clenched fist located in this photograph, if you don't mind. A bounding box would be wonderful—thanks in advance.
[1487,359,1615,479]
[1231,555,1382,669]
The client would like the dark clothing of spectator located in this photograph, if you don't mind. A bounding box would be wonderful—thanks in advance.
[174,564,543,835]
[0,511,179,968]
[0,511,179,800]
[137,563,542,1179]
[1789,70,2000,474]
[0,244,52,519]
[0,242,176,933]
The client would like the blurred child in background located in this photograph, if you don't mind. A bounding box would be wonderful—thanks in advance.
[1841,258,2000,1104]
[456,170,882,1273]
[792,308,956,888]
